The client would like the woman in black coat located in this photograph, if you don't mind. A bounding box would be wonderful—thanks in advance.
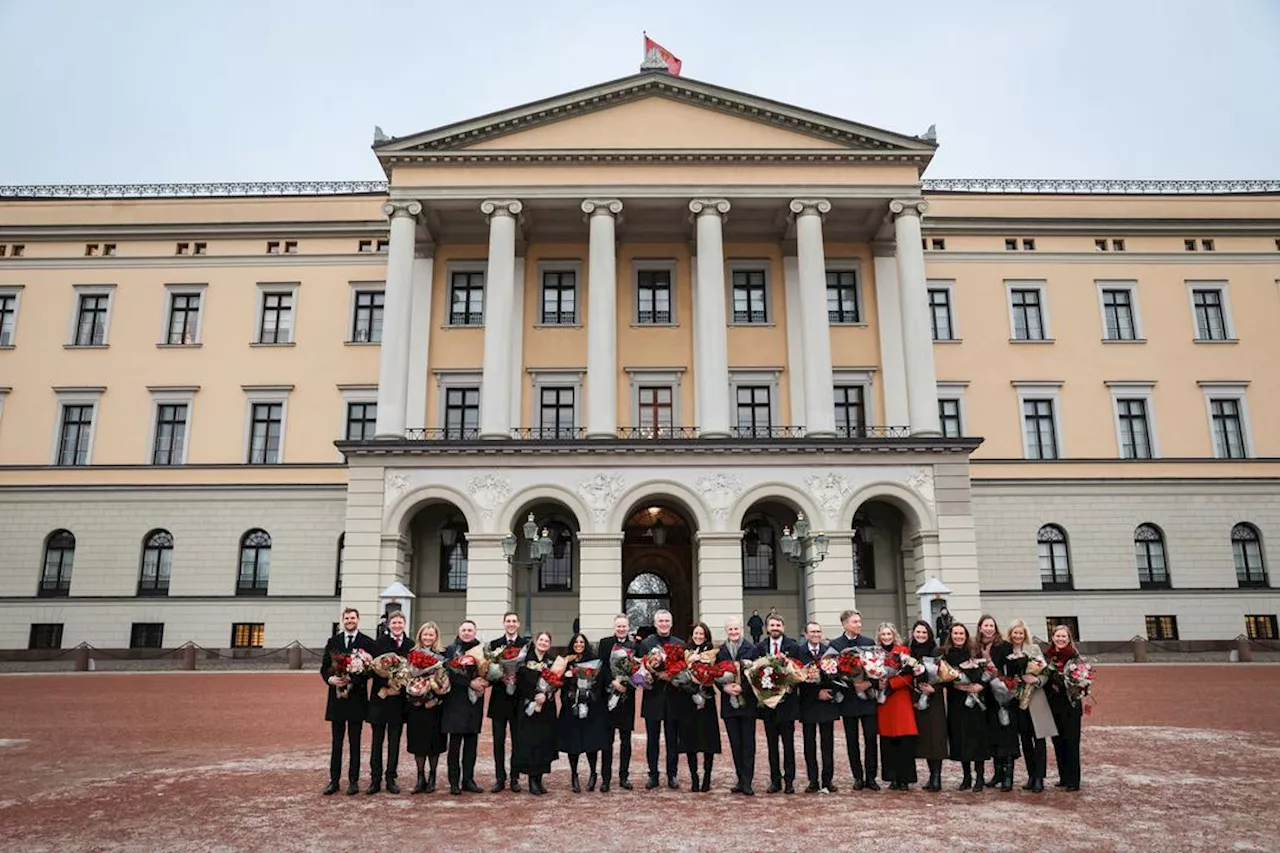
[404,621,448,793]
[941,622,990,791]
[557,633,607,793]
[678,622,722,792]
[909,620,948,792]
[1045,623,1085,791]
[977,614,1020,792]
[514,631,559,795]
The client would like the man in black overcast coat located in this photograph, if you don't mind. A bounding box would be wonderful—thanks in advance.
[486,611,528,792]
[829,608,880,790]
[366,610,412,794]
[321,607,377,795]
[597,613,637,791]
[754,614,800,794]
[637,609,684,789]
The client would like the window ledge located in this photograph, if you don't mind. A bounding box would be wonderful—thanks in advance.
[1008,338,1056,344]
[249,341,296,347]
[933,338,963,344]
[730,322,777,328]
[1193,338,1240,344]
[533,323,583,329]
[344,340,380,347]
[1102,338,1147,344]
[435,590,468,597]
[828,321,869,328]
[156,342,202,349]
[630,322,678,329]
[442,324,485,331]
[0,344,13,350]
[64,344,109,350]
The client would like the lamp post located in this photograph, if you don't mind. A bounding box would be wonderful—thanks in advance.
[780,511,830,569]
[502,512,553,630]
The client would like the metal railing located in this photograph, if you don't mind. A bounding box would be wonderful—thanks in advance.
[390,425,920,442]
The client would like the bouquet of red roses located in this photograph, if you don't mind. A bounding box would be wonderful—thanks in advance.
[449,646,491,705]
[713,659,745,709]
[407,649,444,676]
[859,648,888,703]
[331,647,374,699]
[525,662,565,717]
[608,646,642,710]
[745,654,805,709]
[491,644,528,696]
[986,661,1019,727]
[371,652,412,699]
[687,658,735,710]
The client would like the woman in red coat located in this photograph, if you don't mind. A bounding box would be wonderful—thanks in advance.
[874,623,919,790]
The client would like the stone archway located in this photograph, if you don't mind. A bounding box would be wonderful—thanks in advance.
[621,503,695,637]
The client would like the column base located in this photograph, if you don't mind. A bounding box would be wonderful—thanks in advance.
[374,430,406,441]
[805,429,836,439]
[696,429,732,439]
[586,430,617,440]
[480,431,512,440]
[909,428,943,438]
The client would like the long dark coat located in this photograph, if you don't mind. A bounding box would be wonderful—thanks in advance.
[828,632,877,718]
[321,631,377,722]
[676,642,721,755]
[984,641,1021,759]
[909,644,948,761]
[513,651,559,775]
[404,650,448,757]
[365,632,413,725]
[943,648,990,762]
[597,634,637,731]
[795,640,842,725]
[441,639,487,736]
[487,634,529,721]
[751,635,801,724]
[637,633,685,721]
[557,656,608,754]
[716,640,757,720]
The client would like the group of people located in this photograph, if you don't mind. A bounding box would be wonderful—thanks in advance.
[320,606,1088,796]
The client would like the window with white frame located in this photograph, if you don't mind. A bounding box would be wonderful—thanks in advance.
[1189,283,1232,341]
[1008,284,1048,341]
[540,269,578,325]
[71,286,114,346]
[938,398,963,437]
[1200,382,1250,459]
[0,287,21,346]
[626,367,683,435]
[530,369,583,438]
[826,268,861,323]
[731,268,768,324]
[345,401,377,441]
[1098,283,1140,341]
[350,286,384,343]
[1016,383,1062,460]
[435,371,482,439]
[148,387,196,465]
[729,369,781,437]
[254,284,297,344]
[163,285,205,345]
[928,284,955,340]
[448,270,485,326]
[243,386,291,464]
[1038,524,1072,589]
[1232,523,1267,587]
[1134,523,1170,588]
[635,263,675,325]
[1116,397,1153,459]
[831,369,875,437]
[53,387,103,466]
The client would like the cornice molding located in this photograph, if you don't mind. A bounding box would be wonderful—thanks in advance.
[0,254,392,270]
[379,150,932,168]
[0,181,387,199]
[921,252,1280,264]
[923,178,1280,195]
[0,221,388,242]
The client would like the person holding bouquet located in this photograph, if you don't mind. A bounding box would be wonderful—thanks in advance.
[1006,618,1056,793]
[405,621,448,794]
[797,621,839,794]
[678,622,722,792]
[597,614,636,791]
[873,623,918,790]
[942,622,990,791]
[1045,624,1085,791]
[717,616,757,795]
[321,607,377,796]
[909,620,948,792]
[365,610,413,794]
[976,615,1019,792]
[753,614,801,794]
[486,611,528,793]
[515,631,559,795]
[829,609,879,791]
[442,620,489,795]
[637,609,685,790]
[558,633,607,792]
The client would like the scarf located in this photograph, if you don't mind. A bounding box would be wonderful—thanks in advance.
[943,647,970,667]
[1047,643,1077,670]
[910,639,936,659]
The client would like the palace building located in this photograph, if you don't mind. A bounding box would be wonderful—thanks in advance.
[1,70,1278,653]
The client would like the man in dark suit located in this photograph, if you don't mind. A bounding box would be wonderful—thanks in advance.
[637,609,684,789]
[321,607,377,795]
[366,610,412,794]
[597,613,636,792]
[754,614,800,794]
[717,616,758,795]
[486,611,528,792]
[797,621,840,793]
[829,608,880,790]
[442,619,489,795]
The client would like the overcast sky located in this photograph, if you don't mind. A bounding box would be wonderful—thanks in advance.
[2,0,1277,185]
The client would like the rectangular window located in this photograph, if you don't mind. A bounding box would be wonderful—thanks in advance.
[248,402,283,464]
[444,387,480,439]
[1010,288,1046,340]
[152,403,188,465]
[1201,239,1215,252]
[1192,288,1228,340]
[28,623,63,650]
[539,529,573,592]
[1113,239,1126,251]
[57,404,94,466]
[731,269,767,324]
[928,288,954,340]
[449,271,485,326]
[1116,398,1153,459]
[1145,615,1179,641]
[1245,615,1278,641]
[540,271,577,325]
[826,270,860,323]
[0,293,16,346]
[735,386,772,437]
[1022,238,1036,251]
[1210,398,1247,459]
[636,270,672,324]
[1101,288,1137,340]
[637,386,674,434]
[1045,617,1080,642]
[345,402,377,441]
[1005,239,1018,251]
[539,387,576,438]
[74,293,110,346]
[283,241,297,254]
[1095,239,1108,252]
[833,385,865,437]
[351,290,384,342]
[938,398,963,438]
[166,292,201,345]
[930,238,946,250]
[258,291,293,344]
[130,623,165,649]
[1023,398,1059,460]
[231,623,265,649]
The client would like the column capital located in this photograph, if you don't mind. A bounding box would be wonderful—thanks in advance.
[381,199,422,220]
[581,198,623,217]
[480,199,524,220]
[688,198,731,217]
[788,198,832,218]
[889,198,928,219]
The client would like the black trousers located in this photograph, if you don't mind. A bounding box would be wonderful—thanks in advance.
[1020,731,1047,780]
[645,714,680,777]
[802,721,835,785]
[841,713,878,782]
[447,733,479,785]
[369,719,403,782]
[329,719,362,783]
[763,718,796,784]
[724,716,757,785]
[1051,710,1081,786]
[492,715,517,781]
[602,725,632,781]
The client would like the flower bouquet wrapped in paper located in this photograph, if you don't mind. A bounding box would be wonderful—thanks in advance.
[525,662,565,717]
[687,658,735,710]
[859,648,889,704]
[331,648,374,699]
[407,649,444,677]
[491,644,528,696]
[449,646,491,704]
[638,645,667,689]
[987,662,1019,727]
[608,646,642,710]
[915,656,957,710]
[1015,654,1047,710]
[405,667,450,708]
[1064,658,1095,709]
[956,658,991,710]
[745,655,805,709]
[569,659,603,718]
[711,659,744,708]
[371,652,412,699]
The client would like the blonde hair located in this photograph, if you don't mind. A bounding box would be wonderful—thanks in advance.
[1006,618,1034,648]
[415,621,444,653]
[875,622,901,646]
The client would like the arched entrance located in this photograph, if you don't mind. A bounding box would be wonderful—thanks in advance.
[621,502,695,637]
[738,498,807,632]
[848,499,915,632]
[508,499,582,640]
[405,500,472,632]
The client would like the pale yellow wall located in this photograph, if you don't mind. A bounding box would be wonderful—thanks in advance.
[615,243,695,427]
[0,196,385,227]
[424,245,487,425]
[826,242,884,416]
[724,244,792,421]
[924,193,1280,221]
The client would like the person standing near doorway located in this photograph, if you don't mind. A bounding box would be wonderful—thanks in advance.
[747,610,764,646]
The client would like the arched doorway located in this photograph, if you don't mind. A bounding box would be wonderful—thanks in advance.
[624,572,671,637]
[739,498,806,633]
[848,499,913,632]
[622,502,695,636]
[508,500,581,640]
[406,500,471,632]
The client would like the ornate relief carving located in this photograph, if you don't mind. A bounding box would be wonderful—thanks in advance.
[803,472,850,524]
[906,466,935,505]
[696,473,743,521]
[385,471,410,501]
[577,473,625,524]
[467,473,513,519]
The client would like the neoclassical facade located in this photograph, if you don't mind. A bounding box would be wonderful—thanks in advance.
[1,70,1278,651]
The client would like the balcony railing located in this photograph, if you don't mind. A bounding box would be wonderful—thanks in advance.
[392,425,920,442]
[730,426,805,439]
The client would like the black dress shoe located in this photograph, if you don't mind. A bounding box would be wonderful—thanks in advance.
[767,781,782,794]
[689,776,700,793]
[424,773,437,794]
[601,779,611,792]
[347,782,360,796]
[571,773,582,793]
[1055,780,1067,788]
[667,775,678,789]
[742,784,755,796]
[1022,779,1036,791]
[386,780,400,795]
[805,781,821,793]
[510,777,522,793]
[827,783,839,794]
[864,778,881,791]
[450,782,462,795]
[1030,778,1044,793]
[412,776,427,794]
[784,781,795,794]
[852,779,865,791]
[729,782,743,794]
[618,777,633,790]
[1065,784,1080,792]
[588,771,598,792]
[490,779,507,794]
[645,775,660,790]
[365,781,381,795]
[462,780,484,794]
[323,780,340,796]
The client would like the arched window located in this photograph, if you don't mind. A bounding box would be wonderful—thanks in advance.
[1134,524,1169,588]
[1233,523,1267,587]
[237,529,271,596]
[741,516,777,590]
[852,516,876,589]
[40,530,75,597]
[440,518,469,593]
[539,520,574,592]
[1037,524,1072,590]
[624,572,671,630]
[138,529,173,596]
[334,533,344,597]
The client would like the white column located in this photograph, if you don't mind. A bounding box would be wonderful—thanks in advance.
[479,199,522,439]
[873,243,909,428]
[790,199,836,437]
[509,257,526,430]
[891,199,941,435]
[374,200,421,438]
[463,533,514,640]
[689,199,731,438]
[577,533,624,640]
[405,255,434,430]
[782,256,807,425]
[582,199,623,438]
[695,532,745,629]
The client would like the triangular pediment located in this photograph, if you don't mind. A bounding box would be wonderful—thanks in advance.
[375,72,936,157]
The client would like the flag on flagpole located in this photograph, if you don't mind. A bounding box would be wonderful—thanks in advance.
[642,33,682,76]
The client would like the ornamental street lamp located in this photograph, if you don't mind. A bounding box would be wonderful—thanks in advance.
[780,511,830,569]
[502,512,553,630]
